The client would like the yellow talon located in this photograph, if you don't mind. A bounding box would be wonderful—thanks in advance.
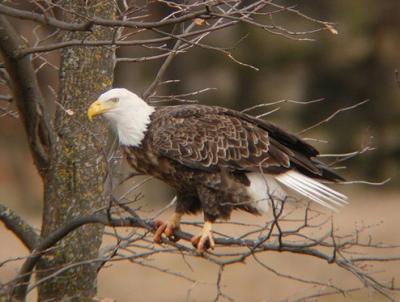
[191,221,215,253]
[153,212,183,243]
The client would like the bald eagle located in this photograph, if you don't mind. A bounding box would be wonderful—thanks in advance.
[88,88,347,252]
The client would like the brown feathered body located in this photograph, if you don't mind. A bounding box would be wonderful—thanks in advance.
[124,104,344,222]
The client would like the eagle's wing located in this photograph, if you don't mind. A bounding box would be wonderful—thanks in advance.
[151,105,342,181]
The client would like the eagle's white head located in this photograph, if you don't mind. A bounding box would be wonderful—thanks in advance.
[87,88,155,146]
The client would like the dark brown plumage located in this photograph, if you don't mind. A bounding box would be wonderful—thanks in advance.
[89,89,347,252]
[124,105,345,247]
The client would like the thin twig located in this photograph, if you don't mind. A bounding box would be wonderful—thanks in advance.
[297,100,369,135]
[143,22,196,100]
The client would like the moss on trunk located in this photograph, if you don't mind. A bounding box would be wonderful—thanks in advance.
[37,2,116,301]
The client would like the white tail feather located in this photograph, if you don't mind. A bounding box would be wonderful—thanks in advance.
[275,171,348,211]
[287,172,348,205]
[245,172,287,214]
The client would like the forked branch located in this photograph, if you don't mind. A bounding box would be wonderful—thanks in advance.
[0,16,53,176]
[0,204,39,251]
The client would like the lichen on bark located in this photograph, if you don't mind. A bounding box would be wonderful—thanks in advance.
[37,1,116,301]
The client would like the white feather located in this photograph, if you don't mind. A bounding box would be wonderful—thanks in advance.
[287,172,347,205]
[245,172,286,213]
[98,88,155,147]
[275,170,348,211]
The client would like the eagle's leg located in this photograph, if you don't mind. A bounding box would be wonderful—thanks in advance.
[153,212,183,243]
[191,221,215,253]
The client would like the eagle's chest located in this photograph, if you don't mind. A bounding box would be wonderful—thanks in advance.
[124,144,195,186]
[124,144,159,174]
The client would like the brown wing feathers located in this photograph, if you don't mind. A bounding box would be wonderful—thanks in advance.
[152,105,342,182]
[226,107,344,181]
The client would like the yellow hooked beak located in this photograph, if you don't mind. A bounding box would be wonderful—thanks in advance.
[87,100,114,121]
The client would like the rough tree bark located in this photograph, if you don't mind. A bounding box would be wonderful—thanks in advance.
[37,2,116,301]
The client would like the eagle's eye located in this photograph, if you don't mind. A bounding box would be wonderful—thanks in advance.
[109,98,119,103]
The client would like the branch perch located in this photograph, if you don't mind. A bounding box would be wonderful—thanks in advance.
[11,209,400,300]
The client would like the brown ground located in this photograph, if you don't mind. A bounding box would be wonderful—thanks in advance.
[1,189,400,302]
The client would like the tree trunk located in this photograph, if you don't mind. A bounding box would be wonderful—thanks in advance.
[37,2,116,301]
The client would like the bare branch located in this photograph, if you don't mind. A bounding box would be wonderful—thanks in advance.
[0,105,18,118]
[0,204,39,251]
[297,99,369,135]
[0,4,209,32]
[0,16,53,176]
[341,178,391,186]
[143,22,196,100]
[11,214,145,300]
[0,94,12,102]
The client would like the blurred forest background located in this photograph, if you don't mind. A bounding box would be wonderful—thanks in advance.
[1,0,398,215]
[0,1,399,301]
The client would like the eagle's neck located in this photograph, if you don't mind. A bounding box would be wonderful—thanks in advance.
[106,98,155,147]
